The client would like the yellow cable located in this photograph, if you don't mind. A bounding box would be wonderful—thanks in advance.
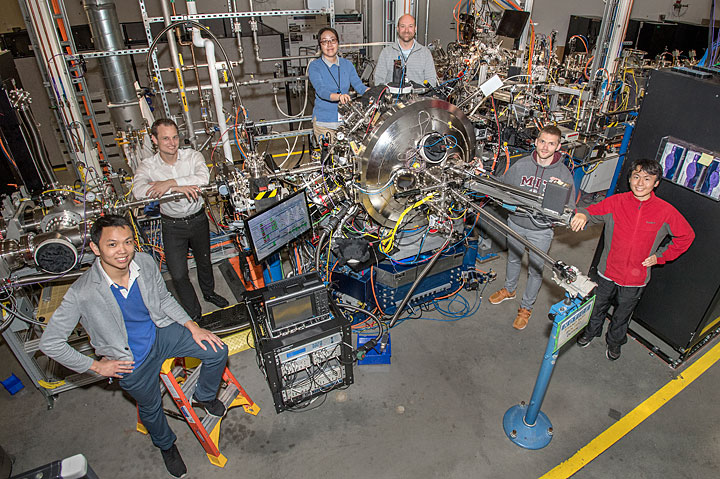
[491,0,507,10]
[447,206,467,221]
[381,193,435,254]
[114,182,134,208]
[574,83,588,131]
[42,188,82,196]
[38,379,66,389]
[129,215,142,249]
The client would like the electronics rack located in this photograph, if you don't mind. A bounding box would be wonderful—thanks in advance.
[246,273,354,413]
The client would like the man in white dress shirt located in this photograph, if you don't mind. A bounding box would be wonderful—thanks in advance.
[134,119,229,321]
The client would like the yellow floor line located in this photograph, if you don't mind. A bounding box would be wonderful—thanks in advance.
[541,340,720,478]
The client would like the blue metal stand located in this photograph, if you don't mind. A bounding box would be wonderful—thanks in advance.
[607,119,636,197]
[502,336,557,449]
[504,296,588,449]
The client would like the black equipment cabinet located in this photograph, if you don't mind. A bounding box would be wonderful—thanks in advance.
[245,274,354,412]
[259,317,353,413]
[599,69,720,366]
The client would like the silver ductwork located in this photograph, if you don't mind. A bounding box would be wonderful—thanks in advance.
[83,0,145,132]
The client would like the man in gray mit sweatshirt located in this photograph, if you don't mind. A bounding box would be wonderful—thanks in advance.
[488,125,576,330]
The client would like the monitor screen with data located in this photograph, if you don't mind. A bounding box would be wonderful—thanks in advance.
[245,190,311,262]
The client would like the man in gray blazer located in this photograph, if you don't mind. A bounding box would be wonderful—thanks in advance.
[40,215,228,478]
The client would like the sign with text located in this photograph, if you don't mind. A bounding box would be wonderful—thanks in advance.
[553,296,596,353]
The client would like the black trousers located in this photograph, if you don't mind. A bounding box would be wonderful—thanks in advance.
[161,211,214,320]
[585,275,644,347]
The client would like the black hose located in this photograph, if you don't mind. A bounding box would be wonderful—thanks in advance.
[18,107,54,186]
[388,232,453,328]
[314,204,350,272]
[0,301,46,330]
[336,303,384,341]
[314,229,330,272]
[336,303,387,359]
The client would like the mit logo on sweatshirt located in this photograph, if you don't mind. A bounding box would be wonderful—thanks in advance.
[520,175,548,193]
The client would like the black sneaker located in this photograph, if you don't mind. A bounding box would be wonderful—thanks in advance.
[193,395,227,418]
[606,344,621,361]
[160,444,187,478]
[203,292,229,308]
[577,333,594,348]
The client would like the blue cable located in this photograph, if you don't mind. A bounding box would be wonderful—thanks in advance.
[413,226,430,262]
[498,0,521,11]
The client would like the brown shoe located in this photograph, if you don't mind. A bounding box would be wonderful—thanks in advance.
[513,308,532,330]
[488,288,516,305]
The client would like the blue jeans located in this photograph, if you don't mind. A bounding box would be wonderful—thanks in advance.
[119,322,228,450]
[504,218,554,310]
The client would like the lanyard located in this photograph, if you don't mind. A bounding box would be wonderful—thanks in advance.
[322,59,341,93]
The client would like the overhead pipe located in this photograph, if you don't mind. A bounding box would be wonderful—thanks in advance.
[83,0,145,133]
[159,0,196,146]
[164,75,308,94]
[169,0,209,133]
[186,0,234,164]
[229,0,245,64]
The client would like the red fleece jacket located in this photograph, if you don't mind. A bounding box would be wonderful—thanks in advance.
[578,191,695,286]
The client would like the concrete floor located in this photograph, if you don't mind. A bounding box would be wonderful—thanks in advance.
[1,223,719,478]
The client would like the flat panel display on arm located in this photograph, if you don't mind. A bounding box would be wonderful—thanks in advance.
[245,190,312,263]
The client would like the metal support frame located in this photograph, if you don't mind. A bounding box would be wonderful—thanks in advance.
[1,296,104,409]
[135,0,336,130]
[19,0,107,185]
[517,0,535,61]
[383,0,396,43]
[24,0,343,154]
[139,0,171,118]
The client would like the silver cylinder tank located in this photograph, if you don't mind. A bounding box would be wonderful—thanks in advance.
[83,0,145,131]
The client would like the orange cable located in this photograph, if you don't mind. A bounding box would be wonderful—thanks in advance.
[0,137,18,170]
[434,281,465,301]
[370,266,386,317]
[294,246,303,274]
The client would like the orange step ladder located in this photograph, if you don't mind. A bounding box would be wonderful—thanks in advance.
[137,355,260,467]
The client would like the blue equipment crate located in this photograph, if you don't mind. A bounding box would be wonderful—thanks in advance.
[1,373,24,395]
[357,334,392,365]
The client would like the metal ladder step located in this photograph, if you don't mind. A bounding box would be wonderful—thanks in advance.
[178,364,201,399]
[201,383,239,432]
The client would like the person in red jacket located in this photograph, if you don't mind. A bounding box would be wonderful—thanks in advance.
[570,158,694,360]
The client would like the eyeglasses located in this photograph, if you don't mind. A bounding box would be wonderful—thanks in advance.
[320,38,338,46]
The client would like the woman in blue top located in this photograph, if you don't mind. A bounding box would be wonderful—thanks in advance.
[308,27,368,142]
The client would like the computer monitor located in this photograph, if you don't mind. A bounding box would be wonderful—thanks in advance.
[496,10,530,40]
[245,189,312,263]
